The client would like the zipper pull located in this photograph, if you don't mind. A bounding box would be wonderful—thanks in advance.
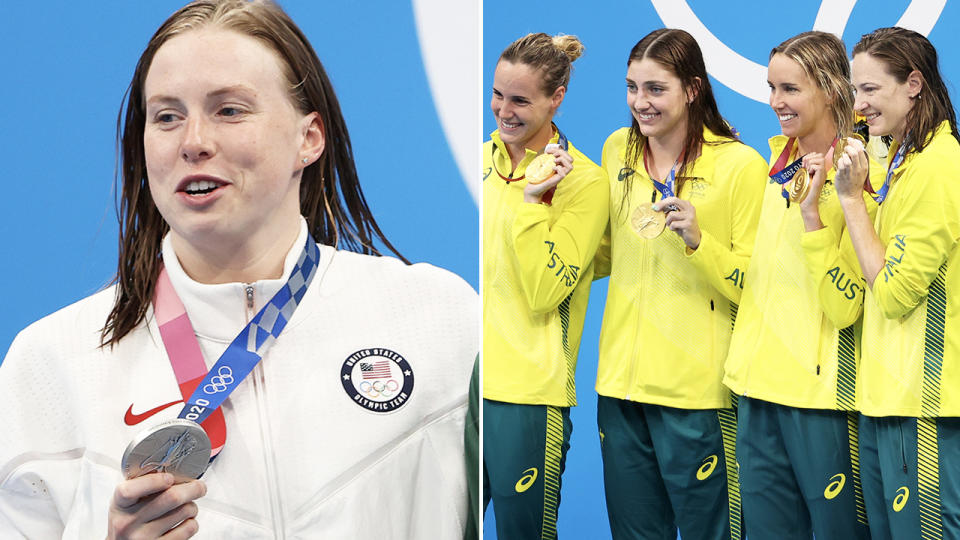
[245,285,255,310]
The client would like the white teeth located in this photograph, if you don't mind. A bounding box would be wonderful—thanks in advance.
[638,112,658,120]
[779,114,797,121]
[501,121,520,129]
[185,180,218,193]
[866,113,880,121]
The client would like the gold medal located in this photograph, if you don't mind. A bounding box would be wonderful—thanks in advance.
[631,204,666,239]
[832,138,848,169]
[786,168,810,203]
[526,153,556,184]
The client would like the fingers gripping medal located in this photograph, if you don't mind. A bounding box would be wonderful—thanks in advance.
[631,204,666,239]
[526,153,556,184]
[122,419,211,481]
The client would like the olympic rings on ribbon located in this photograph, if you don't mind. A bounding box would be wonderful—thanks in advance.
[203,366,235,394]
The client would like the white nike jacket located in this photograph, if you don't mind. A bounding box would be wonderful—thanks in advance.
[0,221,478,539]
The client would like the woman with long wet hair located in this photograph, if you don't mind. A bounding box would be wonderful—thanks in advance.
[0,1,477,537]
[725,31,884,540]
[594,28,765,540]
[835,27,960,539]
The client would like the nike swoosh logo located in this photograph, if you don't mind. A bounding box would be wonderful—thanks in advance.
[124,399,184,426]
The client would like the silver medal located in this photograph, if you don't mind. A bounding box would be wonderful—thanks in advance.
[121,419,211,481]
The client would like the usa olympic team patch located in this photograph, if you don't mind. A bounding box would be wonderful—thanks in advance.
[341,348,414,413]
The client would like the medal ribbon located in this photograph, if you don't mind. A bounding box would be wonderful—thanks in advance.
[540,129,568,205]
[768,138,804,202]
[864,140,907,204]
[768,138,803,185]
[642,143,683,200]
[768,136,839,200]
[492,127,569,205]
[153,235,321,457]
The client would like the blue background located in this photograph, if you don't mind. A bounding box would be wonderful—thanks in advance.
[483,1,960,538]
[0,1,478,361]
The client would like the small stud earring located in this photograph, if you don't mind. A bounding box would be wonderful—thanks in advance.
[302,157,309,164]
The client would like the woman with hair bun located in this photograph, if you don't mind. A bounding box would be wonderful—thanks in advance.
[594,28,765,540]
[836,26,960,539]
[483,32,608,540]
[725,31,883,540]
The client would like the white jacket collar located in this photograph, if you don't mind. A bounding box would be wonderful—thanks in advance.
[161,218,311,342]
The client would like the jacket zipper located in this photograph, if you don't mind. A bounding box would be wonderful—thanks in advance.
[245,284,287,537]
[482,181,509,311]
[625,189,655,399]
[245,285,255,321]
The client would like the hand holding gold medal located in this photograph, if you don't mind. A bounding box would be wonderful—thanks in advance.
[526,152,558,185]
[834,136,870,200]
[523,143,574,203]
[793,138,844,205]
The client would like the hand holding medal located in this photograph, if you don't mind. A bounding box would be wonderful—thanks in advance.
[655,197,701,250]
[523,143,573,203]
[107,472,205,539]
[796,146,835,207]
[834,136,870,200]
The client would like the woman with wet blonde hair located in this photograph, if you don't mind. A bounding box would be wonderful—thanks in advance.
[594,28,765,540]
[483,31,608,540]
[725,30,884,540]
[0,1,477,537]
[835,26,960,539]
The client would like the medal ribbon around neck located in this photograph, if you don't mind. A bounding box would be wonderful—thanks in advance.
[864,139,907,204]
[642,143,683,199]
[768,136,841,200]
[492,127,568,205]
[153,235,321,459]
[768,137,805,200]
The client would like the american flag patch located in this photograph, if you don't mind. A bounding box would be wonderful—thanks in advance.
[360,360,392,379]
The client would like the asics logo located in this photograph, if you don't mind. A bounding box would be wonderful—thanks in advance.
[893,486,909,512]
[824,473,846,500]
[515,467,538,493]
[697,455,718,481]
[203,366,235,394]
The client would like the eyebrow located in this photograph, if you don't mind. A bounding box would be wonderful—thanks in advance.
[145,85,258,107]
[767,80,799,86]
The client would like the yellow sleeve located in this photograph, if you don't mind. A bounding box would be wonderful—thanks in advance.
[800,224,868,327]
[872,161,960,319]
[592,224,612,280]
[511,167,609,313]
[593,136,618,280]
[686,149,766,303]
[799,161,884,327]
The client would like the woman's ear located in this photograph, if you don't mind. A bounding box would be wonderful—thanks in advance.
[299,111,325,168]
[907,69,924,99]
[550,85,566,112]
[686,77,701,104]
